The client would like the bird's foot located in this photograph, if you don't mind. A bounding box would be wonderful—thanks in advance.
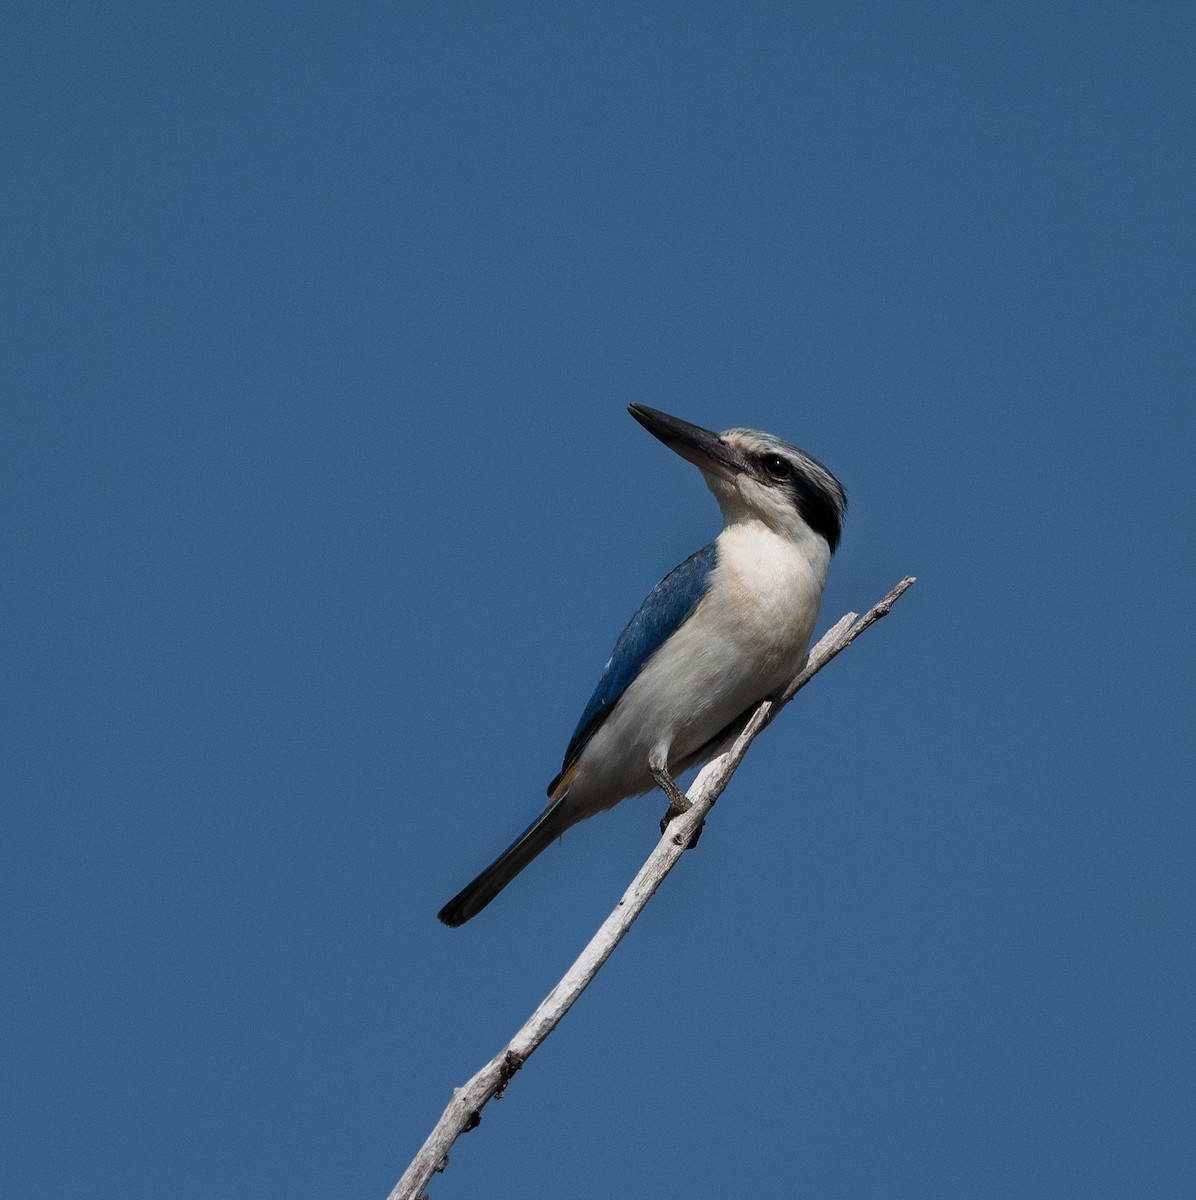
[653,767,703,848]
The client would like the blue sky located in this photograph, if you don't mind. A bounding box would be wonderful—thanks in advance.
[3,2,1193,1197]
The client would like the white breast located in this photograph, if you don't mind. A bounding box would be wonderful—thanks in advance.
[566,518,830,816]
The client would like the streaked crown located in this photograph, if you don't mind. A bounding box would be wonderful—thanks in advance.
[720,428,847,552]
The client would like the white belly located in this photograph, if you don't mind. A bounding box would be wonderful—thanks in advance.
[566,521,829,817]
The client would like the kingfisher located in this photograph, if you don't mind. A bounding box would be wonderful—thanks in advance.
[437,404,846,926]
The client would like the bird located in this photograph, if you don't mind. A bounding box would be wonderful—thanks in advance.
[437,404,846,926]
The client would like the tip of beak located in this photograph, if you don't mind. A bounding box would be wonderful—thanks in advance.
[626,404,740,477]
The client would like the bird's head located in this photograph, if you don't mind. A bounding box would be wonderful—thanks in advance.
[628,404,846,552]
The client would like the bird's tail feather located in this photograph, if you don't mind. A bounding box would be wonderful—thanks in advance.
[437,799,569,927]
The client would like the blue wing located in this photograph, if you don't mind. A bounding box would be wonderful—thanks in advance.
[549,542,717,792]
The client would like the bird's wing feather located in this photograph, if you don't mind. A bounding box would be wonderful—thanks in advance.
[549,542,717,793]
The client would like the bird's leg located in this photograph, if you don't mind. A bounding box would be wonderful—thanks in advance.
[651,763,704,849]
[652,765,689,815]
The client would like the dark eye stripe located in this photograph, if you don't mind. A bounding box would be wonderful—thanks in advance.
[785,472,844,552]
[738,434,846,554]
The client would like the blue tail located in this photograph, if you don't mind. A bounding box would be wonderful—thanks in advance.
[437,799,569,927]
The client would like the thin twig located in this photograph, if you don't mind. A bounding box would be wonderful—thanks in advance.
[390,576,915,1200]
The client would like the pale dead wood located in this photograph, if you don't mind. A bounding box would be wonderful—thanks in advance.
[390,575,915,1200]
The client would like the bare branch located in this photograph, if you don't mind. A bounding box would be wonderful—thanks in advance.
[390,576,916,1200]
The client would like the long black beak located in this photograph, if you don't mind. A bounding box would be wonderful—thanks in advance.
[627,404,744,477]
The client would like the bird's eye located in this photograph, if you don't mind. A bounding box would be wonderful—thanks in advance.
[760,454,792,481]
